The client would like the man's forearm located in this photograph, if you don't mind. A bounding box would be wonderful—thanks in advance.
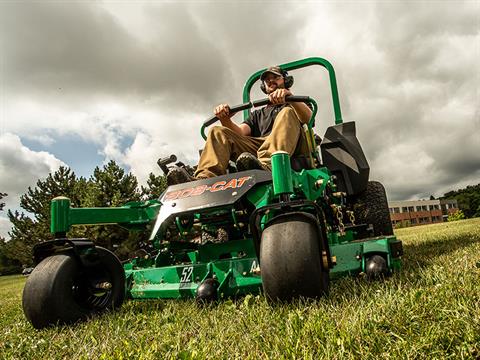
[220,118,246,135]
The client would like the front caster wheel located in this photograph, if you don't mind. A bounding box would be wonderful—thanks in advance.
[365,254,389,279]
[196,278,219,303]
[22,247,125,329]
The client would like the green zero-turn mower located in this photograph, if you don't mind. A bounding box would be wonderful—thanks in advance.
[22,57,403,329]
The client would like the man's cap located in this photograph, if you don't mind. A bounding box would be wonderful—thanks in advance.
[260,66,284,81]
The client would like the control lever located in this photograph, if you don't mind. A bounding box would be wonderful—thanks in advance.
[157,154,177,175]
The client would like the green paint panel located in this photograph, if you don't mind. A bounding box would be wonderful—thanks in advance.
[127,257,262,299]
[362,237,394,254]
[330,242,363,277]
[291,167,331,201]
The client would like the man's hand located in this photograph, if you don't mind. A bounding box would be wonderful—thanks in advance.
[268,88,292,105]
[214,104,231,123]
[212,103,251,136]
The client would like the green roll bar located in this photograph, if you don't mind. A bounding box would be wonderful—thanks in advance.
[200,57,341,140]
[242,57,343,124]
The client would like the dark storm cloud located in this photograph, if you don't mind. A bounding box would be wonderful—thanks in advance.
[190,3,306,72]
[0,1,228,107]
[374,2,478,80]
[348,1,480,199]
[1,1,305,110]
[2,2,139,91]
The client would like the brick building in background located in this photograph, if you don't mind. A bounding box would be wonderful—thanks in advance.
[388,199,458,228]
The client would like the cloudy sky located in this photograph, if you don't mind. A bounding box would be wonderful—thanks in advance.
[0,0,479,238]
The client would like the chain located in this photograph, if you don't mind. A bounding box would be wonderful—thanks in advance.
[347,210,355,226]
[335,205,345,235]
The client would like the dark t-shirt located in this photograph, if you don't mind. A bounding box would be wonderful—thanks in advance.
[242,104,287,137]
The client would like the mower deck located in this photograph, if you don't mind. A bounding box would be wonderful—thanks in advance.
[124,234,402,299]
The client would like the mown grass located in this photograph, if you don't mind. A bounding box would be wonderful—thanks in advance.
[1,218,479,359]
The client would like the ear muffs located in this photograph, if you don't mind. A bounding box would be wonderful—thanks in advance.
[284,75,294,89]
[260,81,268,94]
[260,70,294,94]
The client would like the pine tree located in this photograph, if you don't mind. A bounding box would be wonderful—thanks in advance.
[20,167,79,216]
[0,238,22,275]
[6,161,150,265]
[141,173,168,200]
[5,212,37,265]
[86,160,140,207]
[0,192,6,212]
[0,193,22,274]
[82,161,143,255]
[7,167,79,265]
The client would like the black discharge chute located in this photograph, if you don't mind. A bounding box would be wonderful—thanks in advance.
[321,121,369,196]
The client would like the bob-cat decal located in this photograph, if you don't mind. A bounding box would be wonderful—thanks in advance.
[164,176,252,201]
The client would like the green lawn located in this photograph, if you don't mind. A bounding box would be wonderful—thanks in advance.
[1,218,479,359]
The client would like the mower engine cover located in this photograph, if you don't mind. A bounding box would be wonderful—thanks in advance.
[149,170,272,240]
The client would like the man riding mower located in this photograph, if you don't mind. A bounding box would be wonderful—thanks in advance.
[22,57,403,329]
[167,66,313,185]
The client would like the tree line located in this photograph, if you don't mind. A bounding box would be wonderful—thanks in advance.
[0,161,167,275]
[440,184,480,218]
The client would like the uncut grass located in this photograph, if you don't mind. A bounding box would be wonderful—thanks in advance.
[1,219,479,359]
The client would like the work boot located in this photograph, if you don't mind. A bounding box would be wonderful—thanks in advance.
[167,166,195,185]
[236,152,266,172]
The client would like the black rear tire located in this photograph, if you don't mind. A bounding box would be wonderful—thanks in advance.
[22,247,125,329]
[353,181,394,237]
[260,213,329,301]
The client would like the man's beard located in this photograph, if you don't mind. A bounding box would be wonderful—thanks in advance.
[267,83,284,94]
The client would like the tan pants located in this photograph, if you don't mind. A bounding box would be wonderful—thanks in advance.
[195,106,309,178]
